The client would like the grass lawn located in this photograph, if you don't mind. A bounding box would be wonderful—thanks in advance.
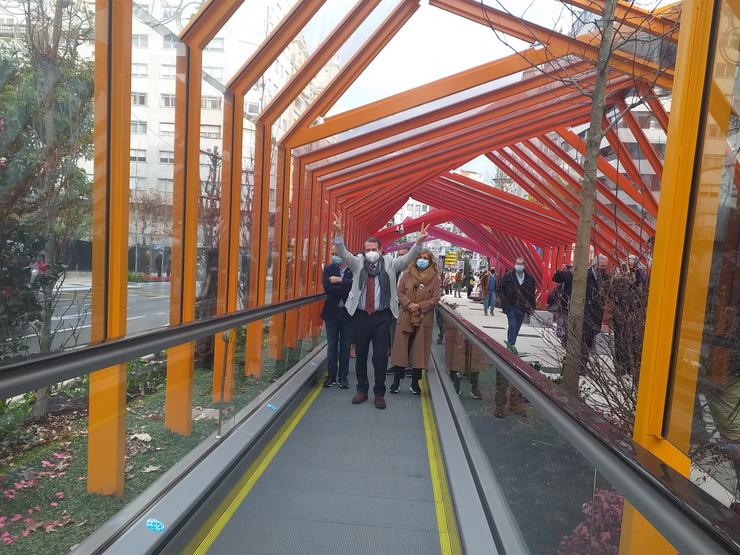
[0,336,320,554]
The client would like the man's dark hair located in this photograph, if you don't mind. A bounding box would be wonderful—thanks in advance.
[365,236,382,248]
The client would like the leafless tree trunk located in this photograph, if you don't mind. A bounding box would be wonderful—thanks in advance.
[562,0,618,396]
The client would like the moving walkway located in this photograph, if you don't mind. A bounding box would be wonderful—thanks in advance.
[1,298,738,554]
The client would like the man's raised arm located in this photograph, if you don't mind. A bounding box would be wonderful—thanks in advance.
[332,213,361,272]
[392,223,430,272]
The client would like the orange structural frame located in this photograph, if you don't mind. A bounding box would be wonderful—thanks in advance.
[85,5,706,540]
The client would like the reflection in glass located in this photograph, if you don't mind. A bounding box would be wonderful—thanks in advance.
[0,298,324,552]
[127,3,177,337]
[434,308,679,553]
[0,1,95,376]
[665,0,740,510]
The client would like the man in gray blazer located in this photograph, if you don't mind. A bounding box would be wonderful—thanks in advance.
[333,214,429,409]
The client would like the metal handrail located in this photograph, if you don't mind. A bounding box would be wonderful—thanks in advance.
[435,303,740,555]
[0,294,325,399]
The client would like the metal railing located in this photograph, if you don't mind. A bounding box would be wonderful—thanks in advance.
[0,294,325,399]
[435,303,740,555]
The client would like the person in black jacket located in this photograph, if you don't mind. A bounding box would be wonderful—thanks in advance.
[498,257,537,355]
[583,255,609,352]
[495,257,536,418]
[552,264,573,347]
[320,249,354,388]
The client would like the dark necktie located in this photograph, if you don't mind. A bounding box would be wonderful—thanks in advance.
[366,273,376,315]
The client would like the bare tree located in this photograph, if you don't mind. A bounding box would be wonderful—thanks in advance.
[477,0,677,395]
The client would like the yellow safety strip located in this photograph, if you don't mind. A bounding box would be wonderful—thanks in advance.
[421,377,464,555]
[191,382,323,554]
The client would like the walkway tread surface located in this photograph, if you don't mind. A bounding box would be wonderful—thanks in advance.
[206,371,441,555]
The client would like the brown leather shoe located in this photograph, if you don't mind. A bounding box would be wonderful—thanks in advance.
[352,392,368,404]
[511,406,527,417]
[374,396,386,409]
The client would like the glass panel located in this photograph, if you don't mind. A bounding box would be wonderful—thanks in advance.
[433,309,683,553]
[0,2,95,367]
[664,0,740,510]
[299,70,530,158]
[328,3,527,115]
[0,299,324,552]
[241,0,355,117]
[128,4,177,335]
[196,68,223,320]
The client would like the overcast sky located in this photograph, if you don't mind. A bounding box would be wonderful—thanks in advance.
[303,0,673,175]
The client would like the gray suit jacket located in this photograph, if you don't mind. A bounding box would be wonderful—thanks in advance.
[333,236,421,319]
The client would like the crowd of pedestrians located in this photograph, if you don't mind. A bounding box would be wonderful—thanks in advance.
[321,216,648,417]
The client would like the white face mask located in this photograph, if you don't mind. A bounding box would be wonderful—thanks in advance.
[515,264,524,273]
[365,251,380,263]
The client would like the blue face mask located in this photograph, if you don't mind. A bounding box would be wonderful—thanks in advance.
[416,259,429,270]
[331,256,343,266]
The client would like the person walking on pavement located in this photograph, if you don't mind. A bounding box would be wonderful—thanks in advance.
[494,258,535,418]
[482,267,497,316]
[388,249,442,395]
[583,255,609,353]
[453,270,463,298]
[443,272,452,296]
[552,264,573,347]
[320,249,353,389]
[498,257,536,355]
[332,213,429,409]
[466,273,475,298]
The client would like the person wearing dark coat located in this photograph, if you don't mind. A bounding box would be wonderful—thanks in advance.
[583,255,610,352]
[553,265,573,347]
[609,256,647,376]
[320,249,354,388]
[496,257,536,418]
[498,257,537,354]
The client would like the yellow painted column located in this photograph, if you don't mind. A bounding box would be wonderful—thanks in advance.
[88,0,133,496]
[623,0,718,551]
[164,46,203,436]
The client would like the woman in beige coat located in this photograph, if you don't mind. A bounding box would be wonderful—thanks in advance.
[389,249,442,395]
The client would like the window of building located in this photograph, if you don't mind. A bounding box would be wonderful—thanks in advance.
[132,34,148,48]
[200,124,221,139]
[206,38,224,51]
[201,96,222,110]
[132,63,148,77]
[158,178,174,191]
[131,120,147,135]
[130,176,146,188]
[161,64,176,79]
[130,148,147,162]
[160,122,175,136]
[131,92,148,106]
[245,101,260,117]
[203,66,223,79]
[159,150,175,164]
[163,34,177,49]
[160,93,176,108]
[161,4,177,19]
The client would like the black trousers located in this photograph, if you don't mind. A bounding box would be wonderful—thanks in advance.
[353,309,393,396]
[325,310,352,382]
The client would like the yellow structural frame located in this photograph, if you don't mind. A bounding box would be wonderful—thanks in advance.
[82,10,739,554]
[88,0,133,495]
[625,0,718,552]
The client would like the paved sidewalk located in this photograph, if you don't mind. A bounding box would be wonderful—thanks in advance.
[440,294,562,371]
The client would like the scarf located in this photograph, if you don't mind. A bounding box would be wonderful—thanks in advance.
[359,255,391,311]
